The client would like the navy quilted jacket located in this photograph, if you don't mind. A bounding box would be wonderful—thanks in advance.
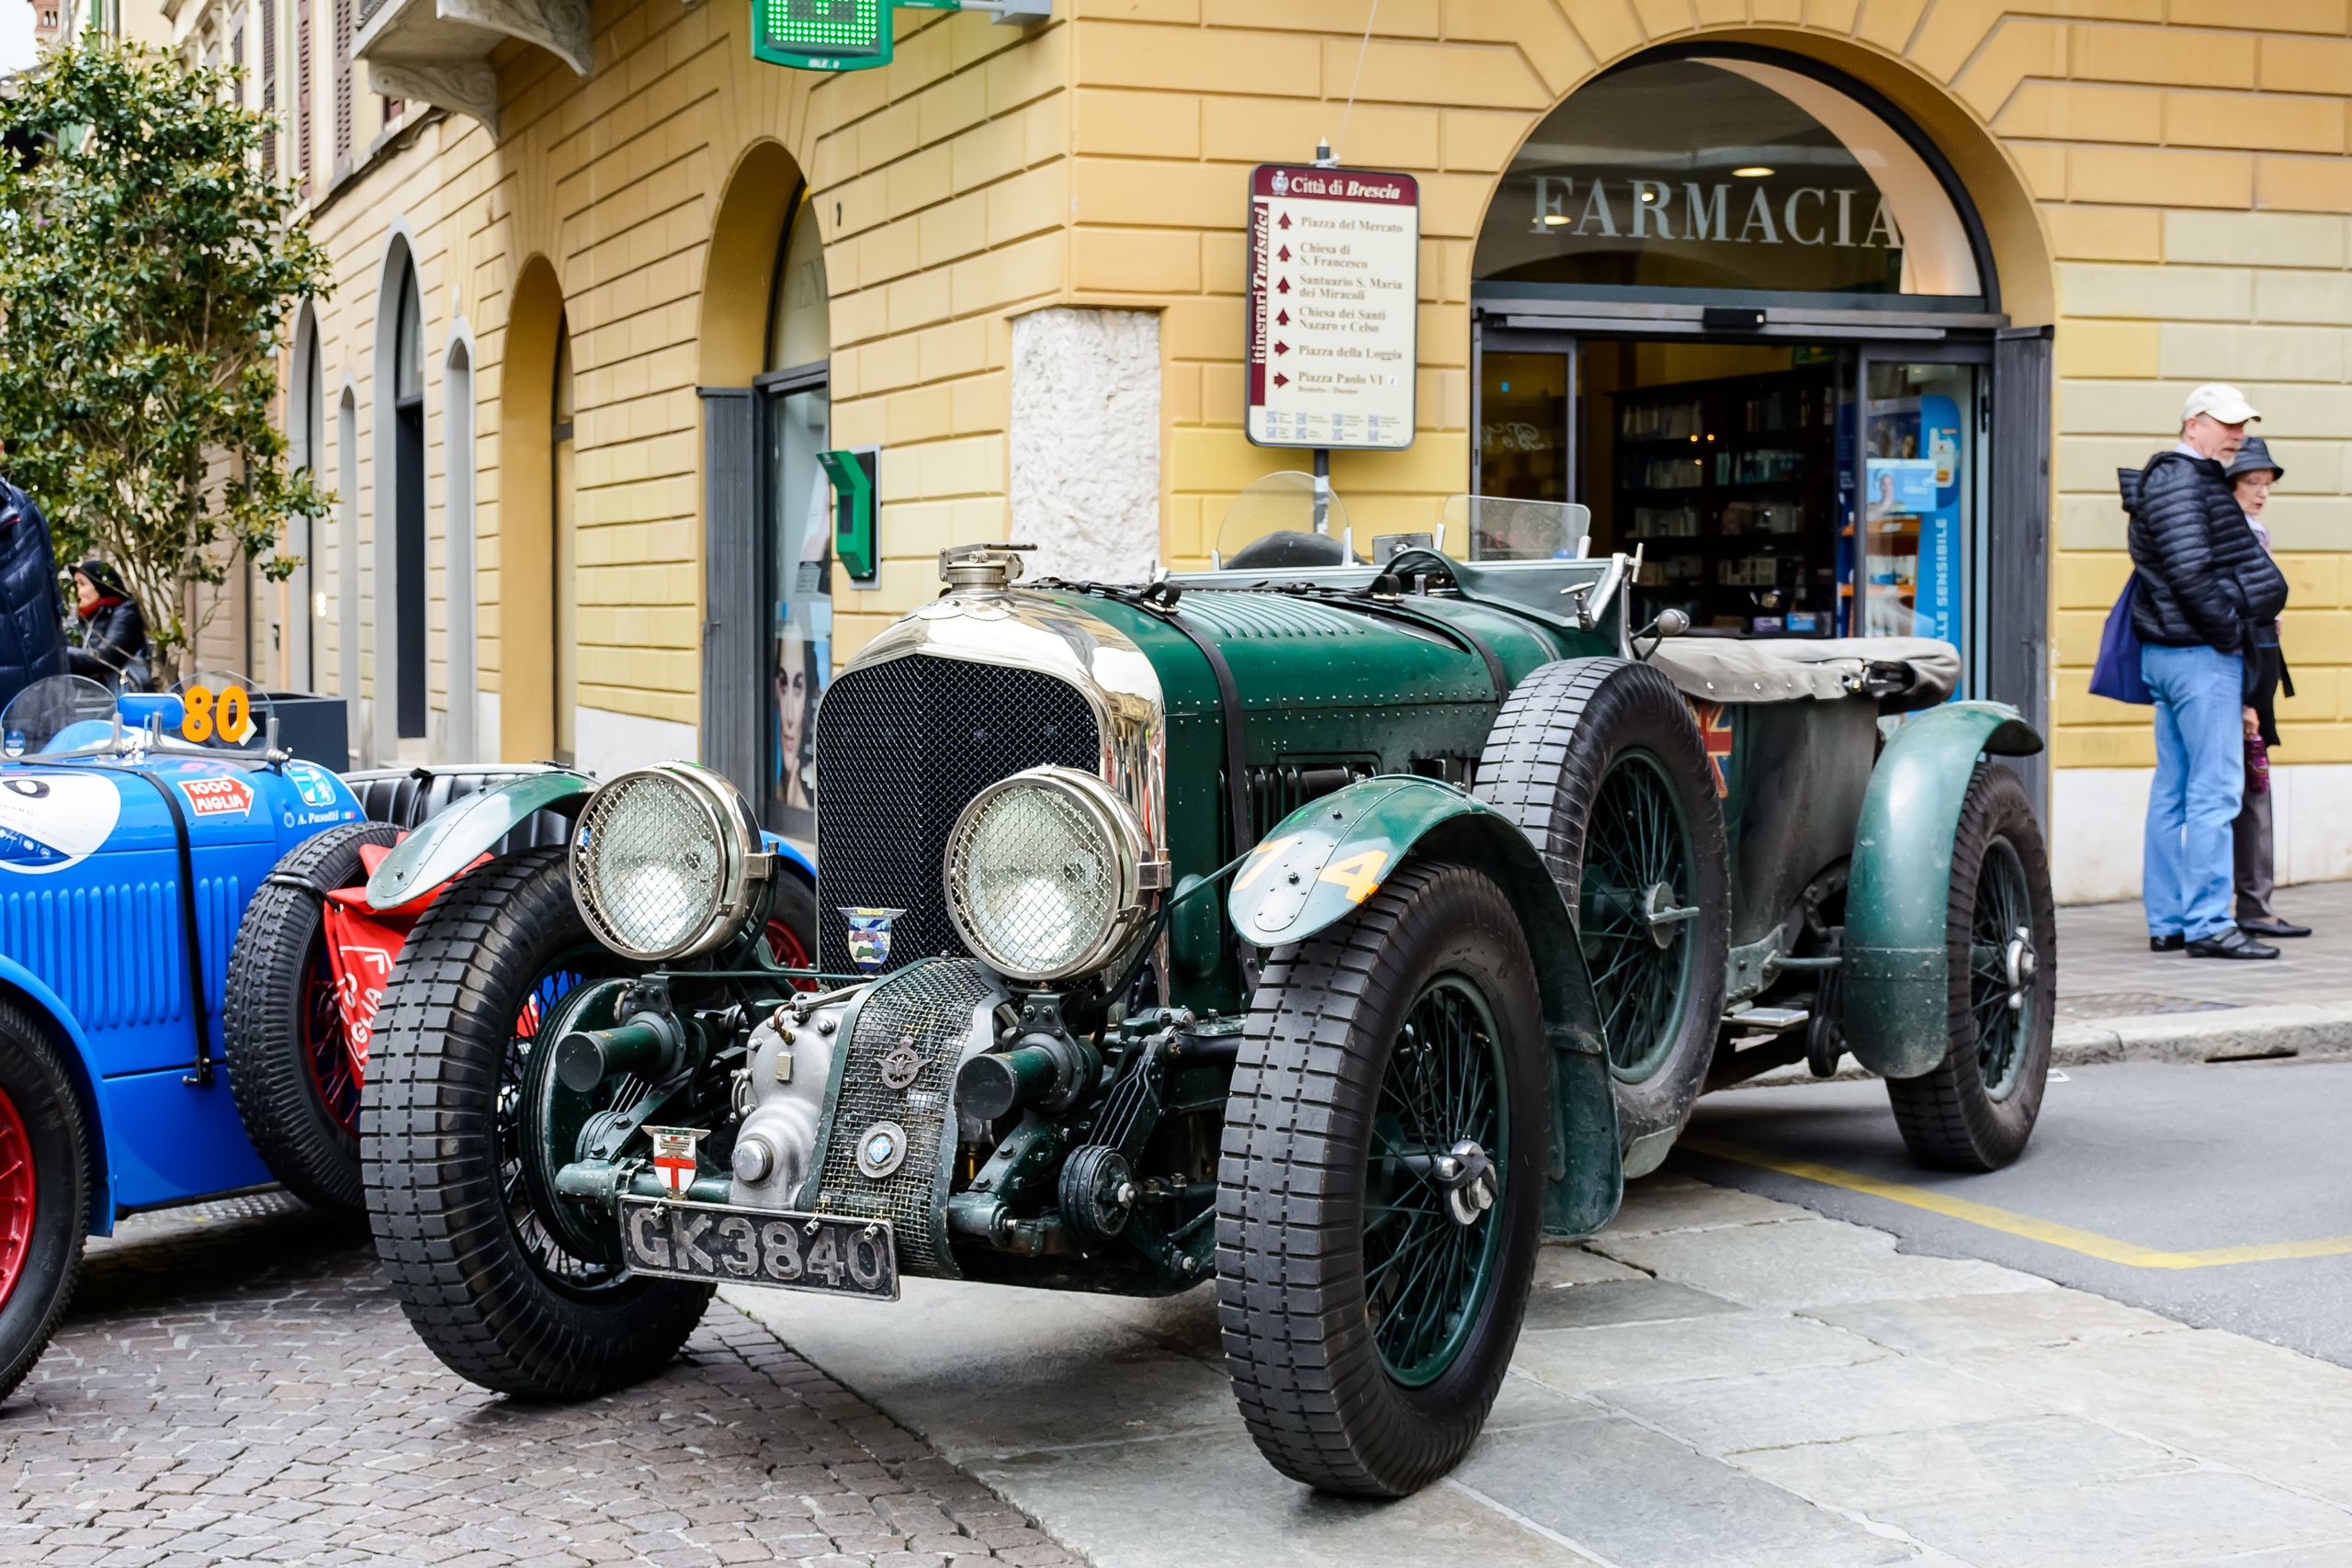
[0,479,67,710]
[2121,452,2288,653]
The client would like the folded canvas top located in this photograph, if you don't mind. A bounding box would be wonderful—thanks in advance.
[1647,636,1962,712]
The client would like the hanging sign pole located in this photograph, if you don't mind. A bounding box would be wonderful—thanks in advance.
[1245,161,1419,472]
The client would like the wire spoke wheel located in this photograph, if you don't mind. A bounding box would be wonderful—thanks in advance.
[1885,765,2056,1172]
[368,846,711,1399]
[1364,977,1505,1386]
[1968,837,2035,1098]
[0,1085,35,1313]
[1580,750,1695,1080]
[498,961,628,1293]
[1220,862,1544,1496]
[300,943,362,1136]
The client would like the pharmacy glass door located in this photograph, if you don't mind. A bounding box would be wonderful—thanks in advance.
[1854,349,1988,683]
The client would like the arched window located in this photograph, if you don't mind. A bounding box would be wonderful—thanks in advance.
[391,257,426,741]
[1475,55,1982,299]
[287,308,323,692]
[336,384,360,764]
[755,196,830,840]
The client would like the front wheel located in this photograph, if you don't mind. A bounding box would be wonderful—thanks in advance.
[0,1002,89,1405]
[1218,862,1546,1496]
[223,819,405,1216]
[1885,765,2056,1171]
[363,846,710,1397]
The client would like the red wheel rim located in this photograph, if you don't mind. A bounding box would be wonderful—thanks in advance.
[301,942,363,1135]
[0,1083,36,1312]
[764,919,819,992]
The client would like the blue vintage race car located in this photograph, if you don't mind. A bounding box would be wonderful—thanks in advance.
[0,672,817,1404]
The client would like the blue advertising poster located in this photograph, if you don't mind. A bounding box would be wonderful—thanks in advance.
[1914,393,1961,643]
[1860,393,1962,641]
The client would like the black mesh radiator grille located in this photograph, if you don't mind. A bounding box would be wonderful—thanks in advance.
[814,654,1099,976]
[813,959,1000,1277]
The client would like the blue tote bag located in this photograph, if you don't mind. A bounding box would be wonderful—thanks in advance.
[2090,574,2153,705]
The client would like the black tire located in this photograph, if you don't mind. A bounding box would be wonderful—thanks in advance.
[362,845,710,1397]
[1475,657,1729,1166]
[223,820,405,1216]
[1885,765,2057,1171]
[0,1001,90,1405]
[1219,862,1547,1496]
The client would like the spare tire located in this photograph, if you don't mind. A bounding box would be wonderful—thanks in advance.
[223,819,405,1216]
[1475,658,1729,1171]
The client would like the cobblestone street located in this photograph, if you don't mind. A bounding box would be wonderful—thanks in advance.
[4,1197,1068,1568]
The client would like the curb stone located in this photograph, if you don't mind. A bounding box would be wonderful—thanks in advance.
[1724,999,2352,1089]
[2051,998,2352,1066]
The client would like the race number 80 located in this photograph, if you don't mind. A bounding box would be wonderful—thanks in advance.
[180,683,254,745]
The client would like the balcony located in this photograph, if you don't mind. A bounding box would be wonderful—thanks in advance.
[353,0,592,137]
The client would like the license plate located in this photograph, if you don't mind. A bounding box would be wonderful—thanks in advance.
[617,1196,899,1300]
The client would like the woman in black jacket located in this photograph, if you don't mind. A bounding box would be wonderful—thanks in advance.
[66,559,152,691]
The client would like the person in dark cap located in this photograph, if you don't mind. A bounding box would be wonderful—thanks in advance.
[66,558,152,691]
[2224,437,2307,940]
[2128,383,2289,960]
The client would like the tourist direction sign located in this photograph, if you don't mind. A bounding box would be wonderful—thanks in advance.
[1246,164,1419,451]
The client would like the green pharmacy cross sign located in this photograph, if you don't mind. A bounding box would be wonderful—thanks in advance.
[755,0,1040,73]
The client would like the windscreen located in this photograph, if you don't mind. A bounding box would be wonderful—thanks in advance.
[0,675,117,757]
[1214,471,1358,570]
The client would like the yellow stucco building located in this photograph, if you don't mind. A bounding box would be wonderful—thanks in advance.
[175,0,2352,897]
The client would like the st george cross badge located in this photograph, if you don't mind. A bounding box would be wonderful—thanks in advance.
[644,1126,707,1195]
[840,907,907,973]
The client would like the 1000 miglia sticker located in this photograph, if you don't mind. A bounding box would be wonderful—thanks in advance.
[0,773,121,874]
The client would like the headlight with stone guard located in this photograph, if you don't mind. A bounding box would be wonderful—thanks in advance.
[571,762,770,962]
[944,766,1149,984]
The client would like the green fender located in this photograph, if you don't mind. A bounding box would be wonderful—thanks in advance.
[1842,702,2044,1079]
[364,770,596,909]
[1227,775,1623,1237]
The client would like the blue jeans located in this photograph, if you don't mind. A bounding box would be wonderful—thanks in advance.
[2143,643,2245,942]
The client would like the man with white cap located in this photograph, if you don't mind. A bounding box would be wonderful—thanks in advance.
[2126,384,2290,959]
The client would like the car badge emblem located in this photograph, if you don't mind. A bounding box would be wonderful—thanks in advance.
[840,907,906,973]
[877,1037,923,1091]
[644,1126,707,1196]
[856,1120,909,1180]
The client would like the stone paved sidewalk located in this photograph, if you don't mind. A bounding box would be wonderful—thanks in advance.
[2051,879,2352,1064]
[4,1195,1067,1567]
[731,1172,2352,1568]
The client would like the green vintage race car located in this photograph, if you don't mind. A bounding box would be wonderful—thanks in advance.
[361,490,2052,1497]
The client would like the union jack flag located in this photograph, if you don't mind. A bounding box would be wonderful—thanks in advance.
[1688,700,1734,798]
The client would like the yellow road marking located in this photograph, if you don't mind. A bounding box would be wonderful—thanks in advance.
[1678,1136,2352,1270]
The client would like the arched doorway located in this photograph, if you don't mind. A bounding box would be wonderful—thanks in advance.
[1470,46,2049,787]
[697,141,831,841]
[442,334,477,761]
[552,319,577,767]
[497,255,567,763]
